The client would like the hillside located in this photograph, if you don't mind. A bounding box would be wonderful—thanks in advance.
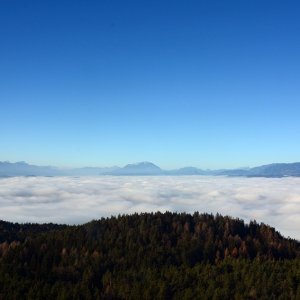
[0,212,299,299]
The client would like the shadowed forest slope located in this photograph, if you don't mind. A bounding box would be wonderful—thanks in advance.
[0,212,299,299]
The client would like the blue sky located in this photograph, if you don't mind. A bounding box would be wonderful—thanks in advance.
[1,0,300,169]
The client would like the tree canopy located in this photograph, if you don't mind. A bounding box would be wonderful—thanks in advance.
[0,212,299,299]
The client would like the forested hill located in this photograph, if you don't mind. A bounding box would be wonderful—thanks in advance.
[0,212,299,299]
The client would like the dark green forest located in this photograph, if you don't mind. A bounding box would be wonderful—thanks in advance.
[0,212,299,299]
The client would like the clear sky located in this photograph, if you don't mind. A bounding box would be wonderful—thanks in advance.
[1,0,300,169]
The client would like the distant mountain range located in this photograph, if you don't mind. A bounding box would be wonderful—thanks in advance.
[1,161,300,177]
[0,161,120,177]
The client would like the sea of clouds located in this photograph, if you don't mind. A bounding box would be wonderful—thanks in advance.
[0,176,299,240]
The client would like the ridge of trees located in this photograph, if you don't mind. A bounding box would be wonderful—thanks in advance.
[0,212,299,299]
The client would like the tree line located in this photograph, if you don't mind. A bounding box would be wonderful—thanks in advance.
[0,212,299,299]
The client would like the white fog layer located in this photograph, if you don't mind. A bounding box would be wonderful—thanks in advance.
[0,176,299,240]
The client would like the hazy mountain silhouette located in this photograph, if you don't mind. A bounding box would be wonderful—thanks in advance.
[1,161,300,177]
[109,162,163,175]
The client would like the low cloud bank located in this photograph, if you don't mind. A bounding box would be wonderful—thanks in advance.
[0,176,299,240]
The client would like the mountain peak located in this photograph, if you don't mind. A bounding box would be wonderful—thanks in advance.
[125,161,160,168]
[112,161,162,175]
